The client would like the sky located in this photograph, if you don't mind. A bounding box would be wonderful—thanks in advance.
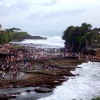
[0,0,100,36]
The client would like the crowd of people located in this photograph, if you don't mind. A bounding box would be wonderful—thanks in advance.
[41,63,59,71]
[0,43,100,79]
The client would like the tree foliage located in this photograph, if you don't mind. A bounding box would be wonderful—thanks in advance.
[0,25,29,44]
[0,28,28,44]
[5,27,21,32]
[0,32,14,44]
[92,97,100,100]
[8,32,28,39]
[62,23,98,52]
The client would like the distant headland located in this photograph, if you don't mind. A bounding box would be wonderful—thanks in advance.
[11,32,47,42]
[0,26,47,43]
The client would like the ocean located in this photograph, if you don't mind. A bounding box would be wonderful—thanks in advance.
[10,35,65,48]
[7,34,100,100]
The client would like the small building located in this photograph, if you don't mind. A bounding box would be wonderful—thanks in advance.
[0,29,6,34]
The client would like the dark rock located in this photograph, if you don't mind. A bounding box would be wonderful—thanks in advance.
[12,34,47,42]
[9,95,16,99]
[9,81,18,84]
[0,95,9,100]
[34,87,53,93]
[76,67,82,68]
[41,85,56,88]
[26,90,31,93]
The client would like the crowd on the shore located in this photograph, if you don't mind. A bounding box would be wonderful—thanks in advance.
[0,43,100,79]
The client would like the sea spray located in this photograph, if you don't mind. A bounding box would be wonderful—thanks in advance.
[38,62,100,100]
[10,36,65,48]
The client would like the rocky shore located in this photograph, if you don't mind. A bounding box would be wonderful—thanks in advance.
[0,58,81,89]
[12,34,47,42]
[0,58,82,100]
[0,43,100,100]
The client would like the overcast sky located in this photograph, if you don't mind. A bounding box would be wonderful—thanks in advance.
[0,0,100,35]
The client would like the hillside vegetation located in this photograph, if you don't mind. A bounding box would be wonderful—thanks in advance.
[0,33,12,44]
[9,31,28,39]
[0,31,28,44]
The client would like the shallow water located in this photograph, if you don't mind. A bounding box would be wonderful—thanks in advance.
[0,87,53,100]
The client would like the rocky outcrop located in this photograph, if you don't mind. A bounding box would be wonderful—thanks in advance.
[0,66,75,90]
[12,34,47,42]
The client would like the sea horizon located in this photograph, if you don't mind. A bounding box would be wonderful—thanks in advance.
[28,30,64,37]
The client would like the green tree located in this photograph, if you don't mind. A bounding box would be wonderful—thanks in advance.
[0,34,8,43]
[7,32,13,42]
[62,23,97,52]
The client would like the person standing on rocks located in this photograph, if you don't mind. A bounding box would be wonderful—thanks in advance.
[13,69,17,79]
[2,71,5,79]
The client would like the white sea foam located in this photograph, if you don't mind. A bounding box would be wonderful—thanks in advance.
[52,36,62,40]
[22,36,64,47]
[10,36,65,48]
[20,91,27,96]
[39,62,100,100]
